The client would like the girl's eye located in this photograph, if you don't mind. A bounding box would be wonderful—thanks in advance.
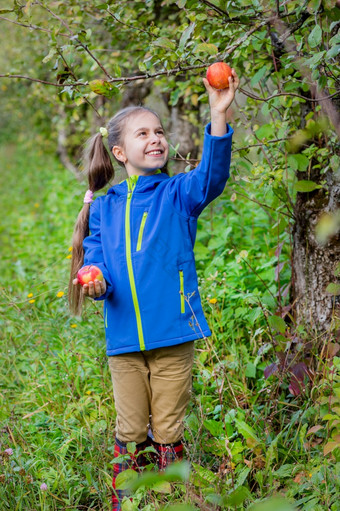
[157,130,164,135]
[138,131,147,136]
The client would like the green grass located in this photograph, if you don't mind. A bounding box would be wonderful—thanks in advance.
[0,141,339,510]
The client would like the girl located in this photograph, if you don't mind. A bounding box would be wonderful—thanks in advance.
[69,70,239,510]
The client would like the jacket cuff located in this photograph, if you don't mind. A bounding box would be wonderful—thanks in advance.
[205,122,234,138]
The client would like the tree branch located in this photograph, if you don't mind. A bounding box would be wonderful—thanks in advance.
[240,87,340,103]
[2,72,338,105]
[35,1,113,81]
[0,14,69,37]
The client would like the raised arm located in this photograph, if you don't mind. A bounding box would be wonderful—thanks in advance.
[166,68,239,218]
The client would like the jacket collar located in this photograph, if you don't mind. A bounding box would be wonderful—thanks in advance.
[108,169,169,196]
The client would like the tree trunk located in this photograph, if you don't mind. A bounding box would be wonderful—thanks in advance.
[269,18,340,333]
[292,170,340,331]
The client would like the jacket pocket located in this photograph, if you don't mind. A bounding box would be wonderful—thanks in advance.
[179,269,185,313]
[136,211,148,251]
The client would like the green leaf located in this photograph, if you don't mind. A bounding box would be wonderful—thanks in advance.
[255,124,273,140]
[294,180,321,192]
[192,463,217,485]
[326,45,340,59]
[287,154,309,172]
[308,24,322,48]
[304,51,325,68]
[223,486,252,506]
[203,419,224,436]
[115,469,138,490]
[185,412,200,432]
[195,43,218,55]
[89,79,117,97]
[42,48,57,64]
[326,283,340,295]
[329,33,340,46]
[248,497,294,511]
[127,441,136,454]
[274,464,294,478]
[179,22,195,52]
[164,461,190,481]
[268,315,286,334]
[250,66,268,87]
[248,307,262,323]
[245,362,256,378]
[121,499,134,511]
[234,419,260,443]
[152,481,172,493]
[153,37,177,50]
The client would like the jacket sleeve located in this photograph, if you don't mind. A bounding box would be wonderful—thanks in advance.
[82,198,114,301]
[166,123,233,218]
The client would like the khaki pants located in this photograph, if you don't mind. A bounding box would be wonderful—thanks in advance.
[108,341,194,444]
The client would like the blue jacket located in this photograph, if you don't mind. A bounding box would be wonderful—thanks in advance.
[83,123,233,356]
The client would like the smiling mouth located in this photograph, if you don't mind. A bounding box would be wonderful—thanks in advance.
[146,150,163,156]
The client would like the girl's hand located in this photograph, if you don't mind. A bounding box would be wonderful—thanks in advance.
[73,277,107,298]
[203,68,239,114]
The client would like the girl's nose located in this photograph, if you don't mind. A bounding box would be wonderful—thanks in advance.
[150,133,161,144]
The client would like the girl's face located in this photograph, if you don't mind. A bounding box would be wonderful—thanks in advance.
[112,111,169,176]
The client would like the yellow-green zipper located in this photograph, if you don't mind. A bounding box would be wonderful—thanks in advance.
[125,177,145,351]
[136,211,148,251]
[105,304,108,328]
[179,270,185,313]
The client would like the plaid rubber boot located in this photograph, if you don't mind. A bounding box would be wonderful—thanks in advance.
[153,440,183,471]
[112,437,148,511]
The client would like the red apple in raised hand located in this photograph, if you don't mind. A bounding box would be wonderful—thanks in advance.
[77,265,103,286]
[206,62,233,90]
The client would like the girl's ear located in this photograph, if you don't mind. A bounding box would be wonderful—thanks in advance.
[112,145,127,164]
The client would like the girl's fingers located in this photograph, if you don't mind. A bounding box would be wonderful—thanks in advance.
[202,77,214,93]
[231,69,240,89]
[94,279,103,297]
[82,283,90,295]
[79,279,105,297]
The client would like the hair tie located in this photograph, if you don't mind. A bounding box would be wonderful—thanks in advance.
[99,127,108,138]
[84,190,94,204]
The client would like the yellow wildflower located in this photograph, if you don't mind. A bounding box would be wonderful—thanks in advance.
[29,299,35,304]
[34,203,40,208]
[71,324,77,328]
[27,293,33,298]
[68,246,73,252]
[56,291,64,298]
[86,390,92,395]
[209,298,218,304]
[66,254,72,259]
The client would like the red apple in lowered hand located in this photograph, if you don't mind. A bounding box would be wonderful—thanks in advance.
[77,265,103,286]
[206,62,233,90]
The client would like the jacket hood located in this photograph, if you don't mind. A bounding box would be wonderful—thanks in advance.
[107,171,169,196]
